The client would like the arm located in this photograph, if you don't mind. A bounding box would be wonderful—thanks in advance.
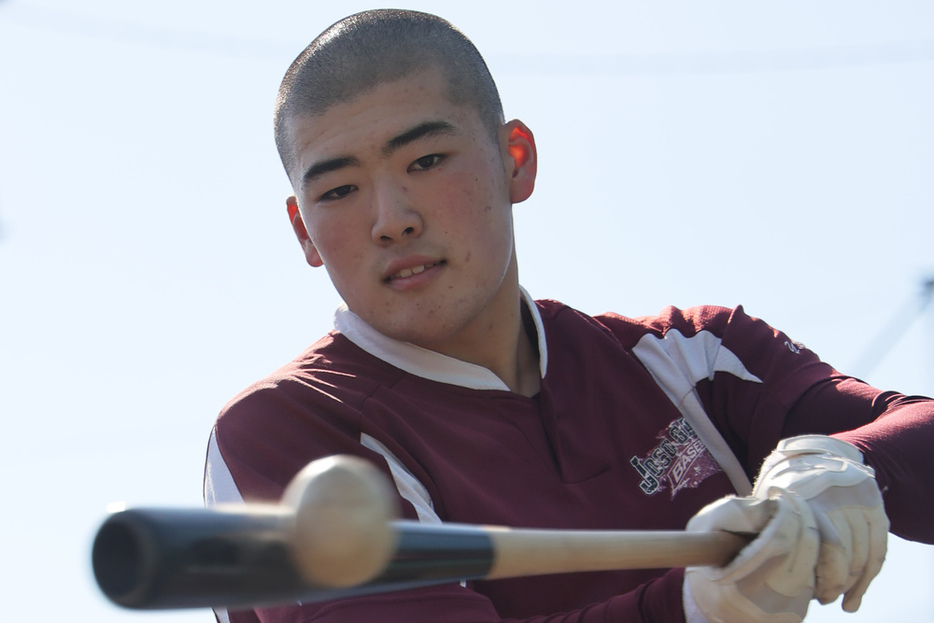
[206,385,693,623]
[234,574,687,623]
[685,305,934,540]
[763,385,934,612]
[627,306,934,618]
[782,382,934,543]
[709,308,934,614]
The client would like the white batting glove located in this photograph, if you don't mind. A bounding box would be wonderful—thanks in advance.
[752,435,888,611]
[685,491,819,623]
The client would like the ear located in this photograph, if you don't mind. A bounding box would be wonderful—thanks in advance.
[286,196,324,267]
[503,120,537,204]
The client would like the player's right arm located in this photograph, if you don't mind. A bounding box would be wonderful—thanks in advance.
[207,419,693,623]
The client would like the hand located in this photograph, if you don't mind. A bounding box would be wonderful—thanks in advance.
[685,491,819,623]
[752,435,888,611]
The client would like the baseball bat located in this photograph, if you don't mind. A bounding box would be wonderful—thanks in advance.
[92,456,748,610]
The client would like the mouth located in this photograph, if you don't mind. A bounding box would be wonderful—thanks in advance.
[385,261,444,282]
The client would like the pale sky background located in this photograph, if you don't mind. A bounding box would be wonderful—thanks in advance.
[1,1,933,621]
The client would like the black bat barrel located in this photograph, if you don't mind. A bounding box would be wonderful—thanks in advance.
[92,507,496,610]
[92,507,305,609]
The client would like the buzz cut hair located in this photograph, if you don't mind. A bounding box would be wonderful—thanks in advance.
[273,9,505,181]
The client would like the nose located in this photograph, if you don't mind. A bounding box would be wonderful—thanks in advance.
[371,183,423,244]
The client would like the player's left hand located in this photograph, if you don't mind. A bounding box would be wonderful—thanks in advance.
[752,435,889,611]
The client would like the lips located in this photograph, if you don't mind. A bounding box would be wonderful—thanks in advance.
[386,261,441,281]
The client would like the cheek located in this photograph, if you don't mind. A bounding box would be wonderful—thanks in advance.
[443,161,510,224]
[441,183,513,270]
[308,212,364,268]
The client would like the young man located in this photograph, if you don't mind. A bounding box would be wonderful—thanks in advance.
[204,9,934,623]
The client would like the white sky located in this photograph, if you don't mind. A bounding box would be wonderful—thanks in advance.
[1,1,932,621]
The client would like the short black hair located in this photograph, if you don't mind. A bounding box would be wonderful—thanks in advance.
[274,9,504,182]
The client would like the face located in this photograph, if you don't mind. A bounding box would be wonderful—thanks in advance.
[286,69,536,355]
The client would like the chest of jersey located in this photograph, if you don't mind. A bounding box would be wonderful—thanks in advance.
[359,321,737,533]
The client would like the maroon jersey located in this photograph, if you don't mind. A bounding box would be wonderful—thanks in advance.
[205,296,934,623]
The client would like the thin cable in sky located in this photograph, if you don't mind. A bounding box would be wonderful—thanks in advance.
[492,41,934,76]
[0,3,295,61]
[849,277,934,379]
[2,4,934,74]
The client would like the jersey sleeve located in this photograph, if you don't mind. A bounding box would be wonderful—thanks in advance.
[682,305,934,544]
[214,569,687,623]
[782,380,934,542]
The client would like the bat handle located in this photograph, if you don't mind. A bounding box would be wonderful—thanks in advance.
[486,528,750,579]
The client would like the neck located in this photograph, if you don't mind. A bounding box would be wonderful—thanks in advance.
[509,304,543,396]
[414,261,541,396]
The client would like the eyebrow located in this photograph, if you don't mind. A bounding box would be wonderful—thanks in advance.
[301,120,459,187]
[302,155,361,186]
[381,120,458,156]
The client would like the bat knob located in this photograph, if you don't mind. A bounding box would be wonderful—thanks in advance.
[282,455,399,588]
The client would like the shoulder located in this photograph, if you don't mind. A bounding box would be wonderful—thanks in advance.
[211,331,408,490]
[220,331,403,419]
[606,304,799,351]
[539,301,814,379]
[606,305,739,340]
[536,300,742,347]
[600,304,815,371]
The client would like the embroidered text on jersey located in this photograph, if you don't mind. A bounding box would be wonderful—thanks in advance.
[631,329,758,495]
[629,417,723,497]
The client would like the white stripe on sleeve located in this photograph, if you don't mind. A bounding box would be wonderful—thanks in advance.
[632,330,756,495]
[360,433,441,525]
[204,428,244,507]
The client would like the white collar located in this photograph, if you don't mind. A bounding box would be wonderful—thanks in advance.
[333,287,548,391]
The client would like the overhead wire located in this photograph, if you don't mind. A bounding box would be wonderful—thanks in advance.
[849,277,934,380]
[1,3,933,73]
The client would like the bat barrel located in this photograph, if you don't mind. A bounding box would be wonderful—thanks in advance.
[92,507,305,609]
[92,508,496,610]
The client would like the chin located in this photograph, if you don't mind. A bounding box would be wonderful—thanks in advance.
[377,316,461,349]
[383,324,449,347]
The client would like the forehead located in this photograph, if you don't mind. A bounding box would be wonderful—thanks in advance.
[285,69,490,183]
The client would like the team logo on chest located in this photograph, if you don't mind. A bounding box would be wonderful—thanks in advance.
[629,417,722,498]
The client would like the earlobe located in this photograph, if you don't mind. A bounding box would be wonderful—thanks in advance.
[504,120,537,204]
[286,196,324,268]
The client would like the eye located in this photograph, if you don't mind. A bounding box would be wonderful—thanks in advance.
[320,185,356,202]
[408,154,445,172]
